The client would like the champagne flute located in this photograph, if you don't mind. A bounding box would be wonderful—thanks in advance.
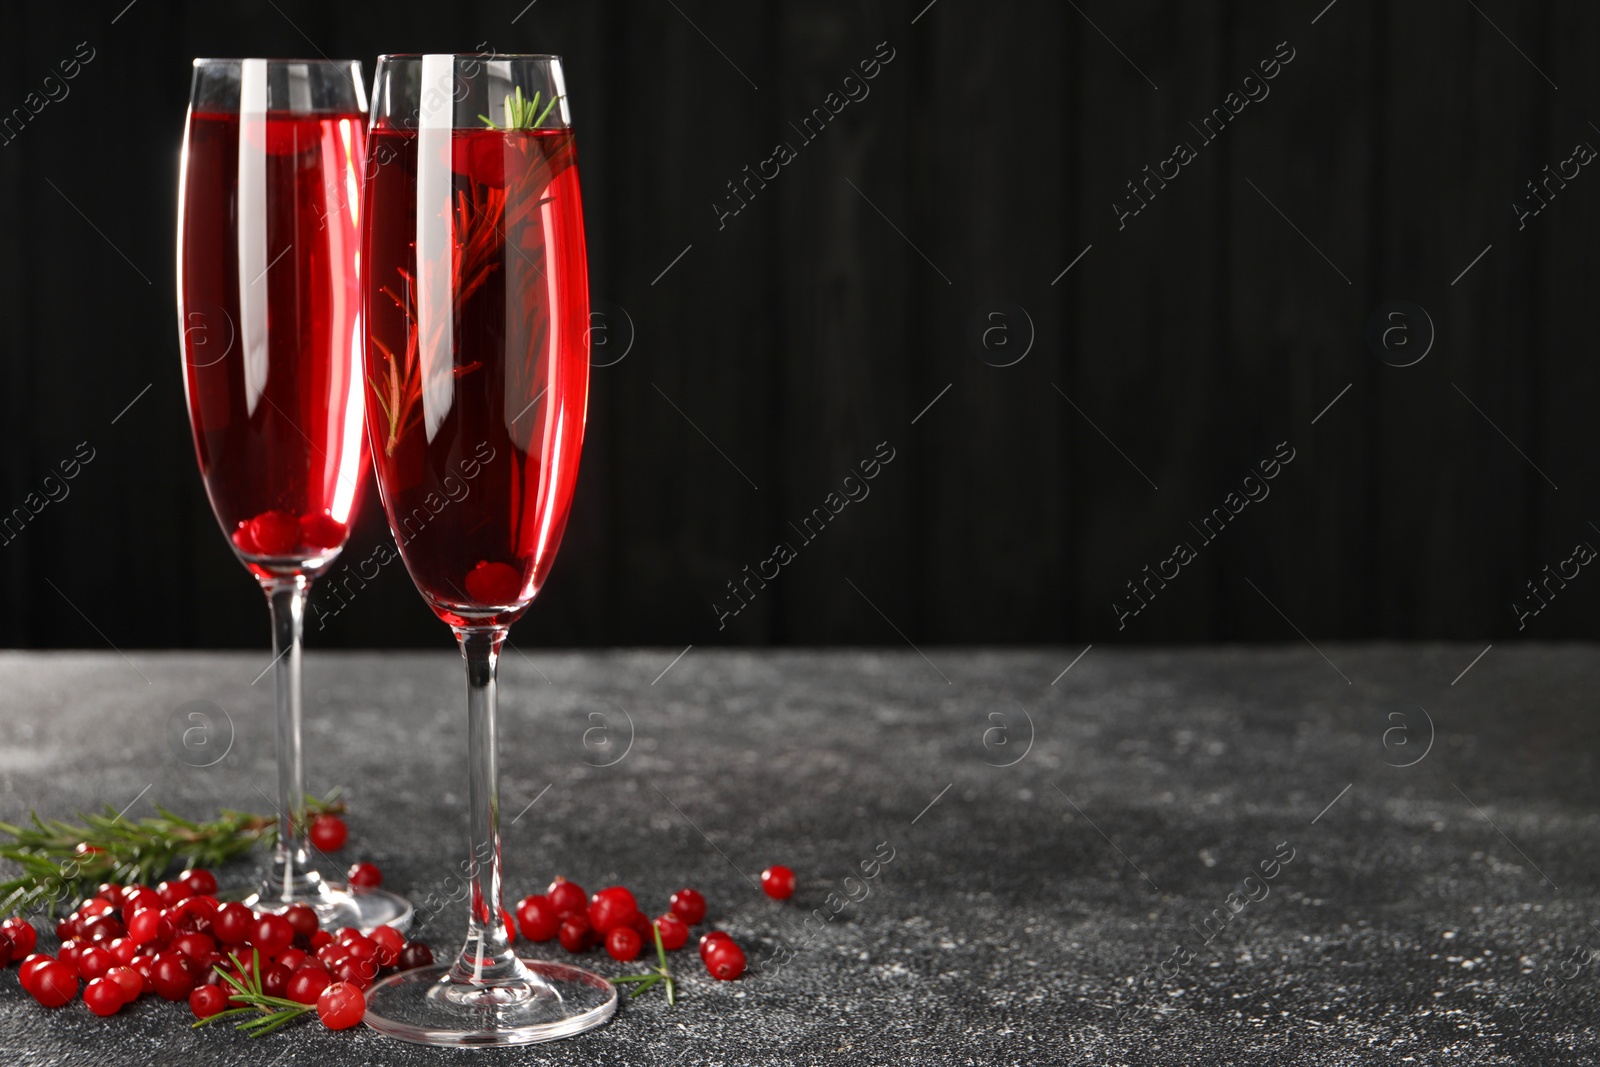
[357,53,613,1045]
[178,58,412,932]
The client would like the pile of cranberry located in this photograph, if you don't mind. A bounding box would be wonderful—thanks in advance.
[0,853,796,1032]
[3,865,429,1030]
[514,875,756,981]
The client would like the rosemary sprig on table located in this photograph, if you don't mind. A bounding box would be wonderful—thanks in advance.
[479,86,562,130]
[193,949,314,1038]
[0,793,345,917]
[612,924,677,1005]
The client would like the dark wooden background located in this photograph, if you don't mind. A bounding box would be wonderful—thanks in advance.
[0,0,1594,650]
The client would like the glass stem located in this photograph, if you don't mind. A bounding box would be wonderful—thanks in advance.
[264,576,317,904]
[449,626,525,987]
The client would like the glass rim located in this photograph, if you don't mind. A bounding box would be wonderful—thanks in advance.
[191,57,363,67]
[376,52,564,62]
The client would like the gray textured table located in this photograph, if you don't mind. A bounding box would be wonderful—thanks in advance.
[0,645,1596,1066]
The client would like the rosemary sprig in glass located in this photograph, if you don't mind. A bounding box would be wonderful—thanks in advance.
[479,86,562,130]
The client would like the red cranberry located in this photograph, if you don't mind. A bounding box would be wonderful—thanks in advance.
[309,814,348,851]
[151,950,197,1000]
[317,981,365,1030]
[283,902,319,939]
[189,983,228,1019]
[156,879,194,907]
[654,914,689,951]
[106,965,142,1003]
[704,939,746,980]
[760,865,796,900]
[669,888,706,925]
[18,954,51,995]
[346,862,382,888]
[33,959,79,1007]
[605,926,642,961]
[84,976,123,1016]
[1,917,36,956]
[262,962,292,998]
[299,513,347,551]
[547,876,587,917]
[212,902,254,945]
[516,895,560,941]
[587,886,640,936]
[126,908,173,947]
[286,964,332,1004]
[397,942,434,970]
[252,914,294,954]
[698,930,733,962]
[369,925,404,967]
[179,868,218,896]
[76,946,114,981]
[173,931,215,960]
[464,560,522,603]
[558,914,593,953]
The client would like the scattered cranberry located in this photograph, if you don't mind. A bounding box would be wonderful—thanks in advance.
[173,895,218,933]
[213,902,254,945]
[654,914,689,951]
[151,950,197,1000]
[317,981,366,1029]
[172,931,215,961]
[190,982,229,1019]
[106,965,143,1003]
[516,894,560,942]
[58,939,84,972]
[253,914,294,955]
[32,959,79,1007]
[127,908,173,948]
[502,907,518,943]
[156,879,195,907]
[287,965,332,1005]
[347,862,383,888]
[108,938,138,965]
[547,876,587,917]
[369,925,404,967]
[76,945,114,981]
[588,886,640,936]
[83,915,126,943]
[0,930,13,967]
[669,888,706,925]
[309,929,336,951]
[179,868,219,896]
[1,917,36,956]
[283,902,319,939]
[84,976,123,1016]
[698,929,733,961]
[79,897,115,918]
[309,814,348,852]
[605,927,642,962]
[334,956,376,989]
[18,954,50,995]
[558,914,593,953]
[760,865,796,900]
[704,939,746,980]
[397,942,434,970]
[262,962,292,998]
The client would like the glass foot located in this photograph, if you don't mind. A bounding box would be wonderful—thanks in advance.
[244,881,413,934]
[363,959,617,1047]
